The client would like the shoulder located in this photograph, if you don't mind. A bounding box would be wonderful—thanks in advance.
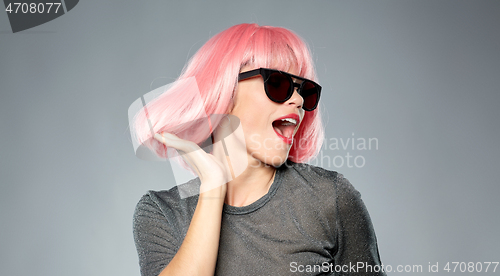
[133,178,200,225]
[286,163,373,227]
[133,181,201,276]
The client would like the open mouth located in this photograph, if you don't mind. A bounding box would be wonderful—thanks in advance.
[272,114,300,145]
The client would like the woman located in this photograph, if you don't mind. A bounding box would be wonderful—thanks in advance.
[132,23,385,276]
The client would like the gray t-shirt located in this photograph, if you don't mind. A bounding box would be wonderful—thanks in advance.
[133,162,385,275]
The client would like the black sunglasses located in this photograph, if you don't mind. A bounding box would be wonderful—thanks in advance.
[238,68,321,111]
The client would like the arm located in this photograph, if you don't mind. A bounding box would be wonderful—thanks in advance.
[134,133,230,276]
[160,187,225,276]
[333,175,386,275]
[133,187,225,276]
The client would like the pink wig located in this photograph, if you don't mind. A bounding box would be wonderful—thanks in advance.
[132,23,324,163]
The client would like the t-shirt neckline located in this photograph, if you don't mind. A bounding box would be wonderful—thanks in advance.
[222,165,285,215]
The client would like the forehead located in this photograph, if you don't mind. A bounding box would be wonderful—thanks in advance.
[241,41,305,77]
[285,65,300,77]
[242,58,303,78]
[239,64,300,77]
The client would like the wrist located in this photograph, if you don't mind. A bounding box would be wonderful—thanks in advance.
[198,182,226,204]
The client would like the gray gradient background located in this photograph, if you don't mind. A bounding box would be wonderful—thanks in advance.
[1,1,499,275]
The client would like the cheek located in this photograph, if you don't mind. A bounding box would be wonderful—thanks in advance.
[231,82,286,154]
[233,101,271,135]
[242,118,268,150]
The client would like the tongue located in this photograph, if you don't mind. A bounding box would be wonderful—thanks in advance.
[272,121,295,138]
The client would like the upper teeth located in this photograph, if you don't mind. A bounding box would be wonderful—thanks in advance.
[281,118,297,125]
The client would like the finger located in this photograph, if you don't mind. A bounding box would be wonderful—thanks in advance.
[154,133,206,159]
[154,132,219,180]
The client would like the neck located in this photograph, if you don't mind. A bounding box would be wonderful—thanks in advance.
[210,116,278,207]
[224,160,276,207]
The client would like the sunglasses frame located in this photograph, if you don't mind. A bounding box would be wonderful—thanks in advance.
[237,68,321,111]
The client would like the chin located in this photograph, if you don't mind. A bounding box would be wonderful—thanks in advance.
[251,150,290,168]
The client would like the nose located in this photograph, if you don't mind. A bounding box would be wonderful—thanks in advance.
[285,87,304,110]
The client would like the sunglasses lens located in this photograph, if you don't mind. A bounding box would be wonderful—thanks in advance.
[301,81,319,110]
[259,69,320,110]
[265,72,291,102]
